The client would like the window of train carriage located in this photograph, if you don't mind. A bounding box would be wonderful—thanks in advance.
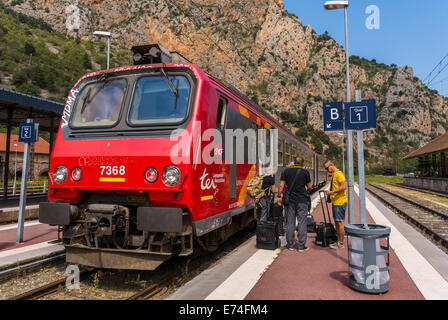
[285,143,291,164]
[128,75,191,125]
[278,139,284,166]
[70,78,127,128]
[216,96,227,130]
[265,127,270,157]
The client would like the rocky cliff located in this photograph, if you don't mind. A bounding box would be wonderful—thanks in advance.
[4,0,448,172]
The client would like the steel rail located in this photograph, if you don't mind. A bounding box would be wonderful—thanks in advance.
[8,268,96,300]
[370,183,448,220]
[391,183,448,199]
[366,185,448,249]
[0,253,66,283]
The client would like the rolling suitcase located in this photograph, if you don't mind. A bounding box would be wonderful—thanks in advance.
[307,214,316,233]
[271,204,285,236]
[315,191,338,247]
[256,220,280,250]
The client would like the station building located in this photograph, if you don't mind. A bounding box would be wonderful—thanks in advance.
[0,133,50,180]
[403,132,448,194]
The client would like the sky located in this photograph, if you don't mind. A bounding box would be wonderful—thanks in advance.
[283,0,448,96]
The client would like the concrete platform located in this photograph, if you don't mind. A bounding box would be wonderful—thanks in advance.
[169,185,448,300]
[0,204,39,225]
[0,220,63,269]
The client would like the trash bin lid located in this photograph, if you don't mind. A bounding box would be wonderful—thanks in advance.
[344,224,391,236]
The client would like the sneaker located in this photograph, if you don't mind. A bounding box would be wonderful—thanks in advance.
[287,246,295,251]
[329,242,344,249]
[298,246,309,252]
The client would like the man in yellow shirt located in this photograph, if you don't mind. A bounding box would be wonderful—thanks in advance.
[324,160,348,249]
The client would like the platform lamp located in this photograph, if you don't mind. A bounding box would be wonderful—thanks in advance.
[93,31,112,69]
[324,0,355,224]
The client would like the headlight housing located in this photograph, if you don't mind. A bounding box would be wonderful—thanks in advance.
[71,167,82,182]
[145,167,158,183]
[54,166,68,184]
[163,165,181,186]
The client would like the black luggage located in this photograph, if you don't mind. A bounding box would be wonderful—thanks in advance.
[256,220,280,250]
[307,214,316,233]
[270,204,285,236]
[315,191,337,247]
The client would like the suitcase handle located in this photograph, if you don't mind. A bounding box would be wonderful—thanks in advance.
[319,190,334,225]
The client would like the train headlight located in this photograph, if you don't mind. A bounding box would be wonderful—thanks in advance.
[71,167,82,182]
[54,166,68,184]
[145,167,158,183]
[163,165,181,186]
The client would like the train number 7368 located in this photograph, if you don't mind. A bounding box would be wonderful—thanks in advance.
[100,165,126,176]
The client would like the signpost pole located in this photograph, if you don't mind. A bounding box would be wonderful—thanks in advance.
[17,119,33,243]
[355,91,367,227]
[343,6,355,224]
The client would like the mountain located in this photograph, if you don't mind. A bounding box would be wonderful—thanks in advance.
[2,0,448,173]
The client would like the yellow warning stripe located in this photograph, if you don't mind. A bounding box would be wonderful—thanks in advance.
[201,195,214,201]
[238,105,250,118]
[99,177,126,182]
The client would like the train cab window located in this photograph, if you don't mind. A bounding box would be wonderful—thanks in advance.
[128,75,191,125]
[216,96,227,130]
[71,79,127,128]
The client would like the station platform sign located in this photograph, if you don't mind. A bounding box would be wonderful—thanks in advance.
[345,99,376,130]
[323,99,376,132]
[323,102,344,132]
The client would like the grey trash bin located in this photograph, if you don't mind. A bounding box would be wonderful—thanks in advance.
[344,224,391,294]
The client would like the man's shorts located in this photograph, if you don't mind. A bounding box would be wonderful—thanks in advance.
[332,202,347,222]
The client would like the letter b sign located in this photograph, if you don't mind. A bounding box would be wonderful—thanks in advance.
[331,108,339,120]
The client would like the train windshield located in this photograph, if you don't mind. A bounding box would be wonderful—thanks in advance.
[70,79,127,127]
[128,75,191,125]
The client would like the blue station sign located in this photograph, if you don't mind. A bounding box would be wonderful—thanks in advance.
[18,123,35,143]
[345,99,376,130]
[323,102,344,132]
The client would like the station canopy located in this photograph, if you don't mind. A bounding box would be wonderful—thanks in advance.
[0,88,64,131]
[403,132,448,160]
[0,88,64,202]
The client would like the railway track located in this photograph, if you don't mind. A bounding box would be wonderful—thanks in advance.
[0,253,66,284]
[8,268,96,300]
[391,183,448,199]
[366,183,448,249]
[127,274,174,300]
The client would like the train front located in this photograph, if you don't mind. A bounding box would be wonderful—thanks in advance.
[39,45,200,270]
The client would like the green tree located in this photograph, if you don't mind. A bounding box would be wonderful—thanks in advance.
[24,41,36,55]
[83,52,92,69]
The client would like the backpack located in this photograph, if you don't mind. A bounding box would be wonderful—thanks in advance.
[247,174,269,203]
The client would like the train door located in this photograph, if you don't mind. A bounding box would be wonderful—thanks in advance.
[224,105,237,200]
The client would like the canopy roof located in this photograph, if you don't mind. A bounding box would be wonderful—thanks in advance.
[403,132,448,160]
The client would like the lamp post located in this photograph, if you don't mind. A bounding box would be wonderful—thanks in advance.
[93,31,112,69]
[324,0,355,224]
[13,143,17,196]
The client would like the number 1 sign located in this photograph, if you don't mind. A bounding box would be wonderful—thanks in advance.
[345,99,376,130]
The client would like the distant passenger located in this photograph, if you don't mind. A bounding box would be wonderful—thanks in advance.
[324,160,348,249]
[277,157,312,252]
[259,167,276,222]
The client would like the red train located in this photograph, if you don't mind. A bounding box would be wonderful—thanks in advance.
[39,44,327,270]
